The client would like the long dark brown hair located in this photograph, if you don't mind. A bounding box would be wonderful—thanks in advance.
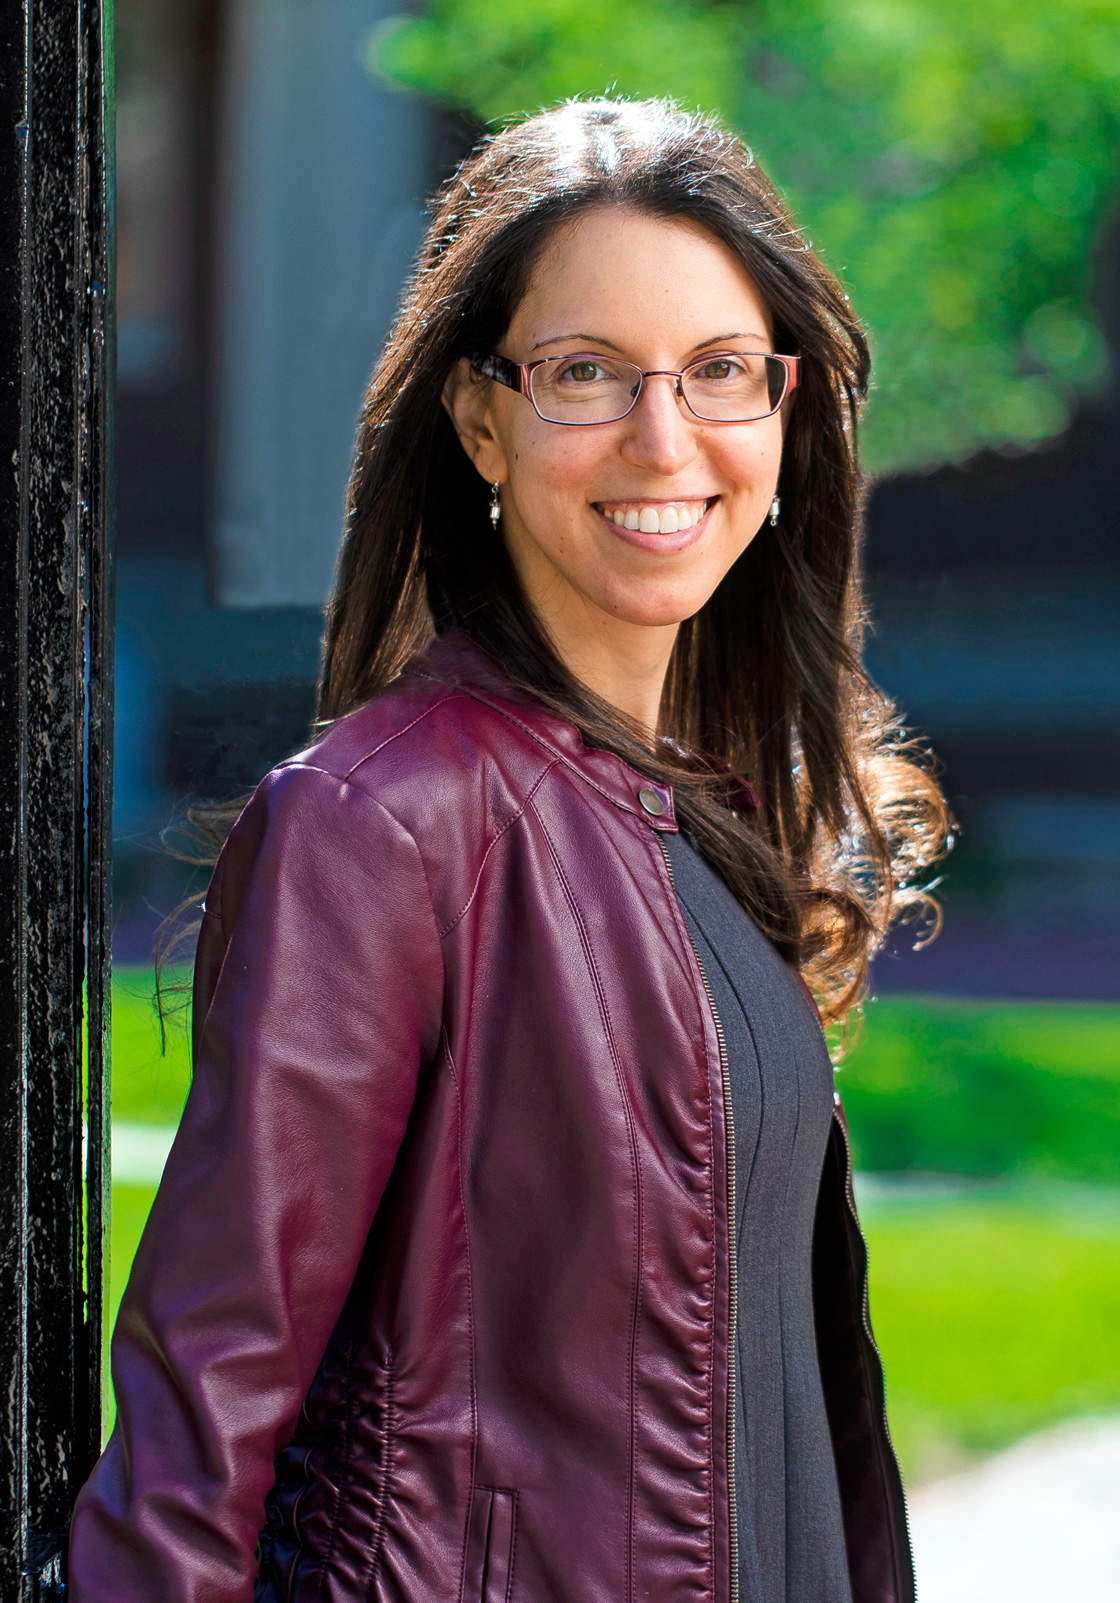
[319,98,949,1027]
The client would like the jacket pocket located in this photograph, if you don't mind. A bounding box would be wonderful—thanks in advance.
[464,1486,517,1603]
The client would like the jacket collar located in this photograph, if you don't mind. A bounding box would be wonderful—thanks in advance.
[417,629,679,832]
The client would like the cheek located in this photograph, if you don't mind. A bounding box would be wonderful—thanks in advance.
[719,417,784,492]
[508,423,610,507]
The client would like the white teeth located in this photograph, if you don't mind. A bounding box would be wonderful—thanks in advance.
[603,501,708,533]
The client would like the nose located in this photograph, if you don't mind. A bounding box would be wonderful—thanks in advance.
[618,372,699,477]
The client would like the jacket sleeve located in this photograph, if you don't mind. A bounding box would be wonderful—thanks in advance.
[68,763,445,1603]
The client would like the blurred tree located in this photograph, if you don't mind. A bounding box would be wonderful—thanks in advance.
[368,0,1120,473]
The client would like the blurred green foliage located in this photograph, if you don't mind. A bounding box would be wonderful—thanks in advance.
[112,969,192,1125]
[839,997,1120,1181]
[104,1183,154,1439]
[370,0,1120,472]
[863,1187,1120,1480]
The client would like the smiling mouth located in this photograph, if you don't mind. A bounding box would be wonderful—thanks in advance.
[594,497,715,535]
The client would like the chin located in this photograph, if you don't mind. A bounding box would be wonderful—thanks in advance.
[597,583,715,629]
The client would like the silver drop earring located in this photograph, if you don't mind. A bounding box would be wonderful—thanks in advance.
[489,481,502,528]
[769,495,781,527]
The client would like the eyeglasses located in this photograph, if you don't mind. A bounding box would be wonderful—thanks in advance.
[472,350,799,426]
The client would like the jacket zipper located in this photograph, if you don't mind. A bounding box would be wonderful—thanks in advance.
[658,837,740,1603]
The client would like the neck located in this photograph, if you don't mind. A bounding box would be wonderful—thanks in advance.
[541,608,678,736]
[502,521,679,735]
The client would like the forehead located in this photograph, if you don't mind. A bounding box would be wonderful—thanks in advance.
[508,206,773,349]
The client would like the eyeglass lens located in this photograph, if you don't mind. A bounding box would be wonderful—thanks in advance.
[528,353,789,424]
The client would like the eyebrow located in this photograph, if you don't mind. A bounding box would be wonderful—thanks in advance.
[531,332,626,353]
[531,330,773,354]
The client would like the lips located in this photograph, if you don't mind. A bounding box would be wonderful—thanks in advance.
[596,499,712,534]
[591,496,716,554]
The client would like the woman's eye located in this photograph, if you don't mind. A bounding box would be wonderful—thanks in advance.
[561,360,606,383]
[696,358,739,380]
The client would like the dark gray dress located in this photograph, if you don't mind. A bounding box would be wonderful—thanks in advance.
[664,831,853,1603]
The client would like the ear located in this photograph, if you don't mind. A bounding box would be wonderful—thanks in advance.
[442,357,509,485]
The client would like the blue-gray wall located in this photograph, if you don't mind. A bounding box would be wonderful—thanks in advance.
[212,0,433,606]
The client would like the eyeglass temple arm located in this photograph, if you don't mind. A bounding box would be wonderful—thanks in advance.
[472,353,530,395]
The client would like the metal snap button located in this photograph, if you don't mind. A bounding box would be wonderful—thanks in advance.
[637,786,666,817]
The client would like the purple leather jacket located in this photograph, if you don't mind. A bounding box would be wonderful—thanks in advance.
[69,632,913,1603]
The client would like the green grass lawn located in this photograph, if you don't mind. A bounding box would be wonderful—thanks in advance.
[107,970,1120,1483]
[112,968,192,1125]
[836,995,1120,1182]
[861,1184,1120,1482]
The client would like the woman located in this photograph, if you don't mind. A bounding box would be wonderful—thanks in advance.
[70,98,947,1603]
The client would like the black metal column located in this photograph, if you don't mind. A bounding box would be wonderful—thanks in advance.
[0,2,114,1597]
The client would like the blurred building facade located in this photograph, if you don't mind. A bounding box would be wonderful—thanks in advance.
[865,430,1120,999]
[114,0,468,949]
[114,0,1119,999]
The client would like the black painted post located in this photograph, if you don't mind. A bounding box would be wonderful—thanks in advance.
[0,2,114,1597]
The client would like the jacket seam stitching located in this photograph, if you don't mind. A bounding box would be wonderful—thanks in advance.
[293,767,446,1005]
[504,1488,519,1603]
[363,1349,396,1600]
[445,1033,481,1603]
[453,683,652,819]
[337,692,466,783]
[650,834,719,1596]
[240,766,445,994]
[311,1338,359,1600]
[439,760,558,937]
[268,691,465,786]
[533,801,642,1603]
[298,675,661,828]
